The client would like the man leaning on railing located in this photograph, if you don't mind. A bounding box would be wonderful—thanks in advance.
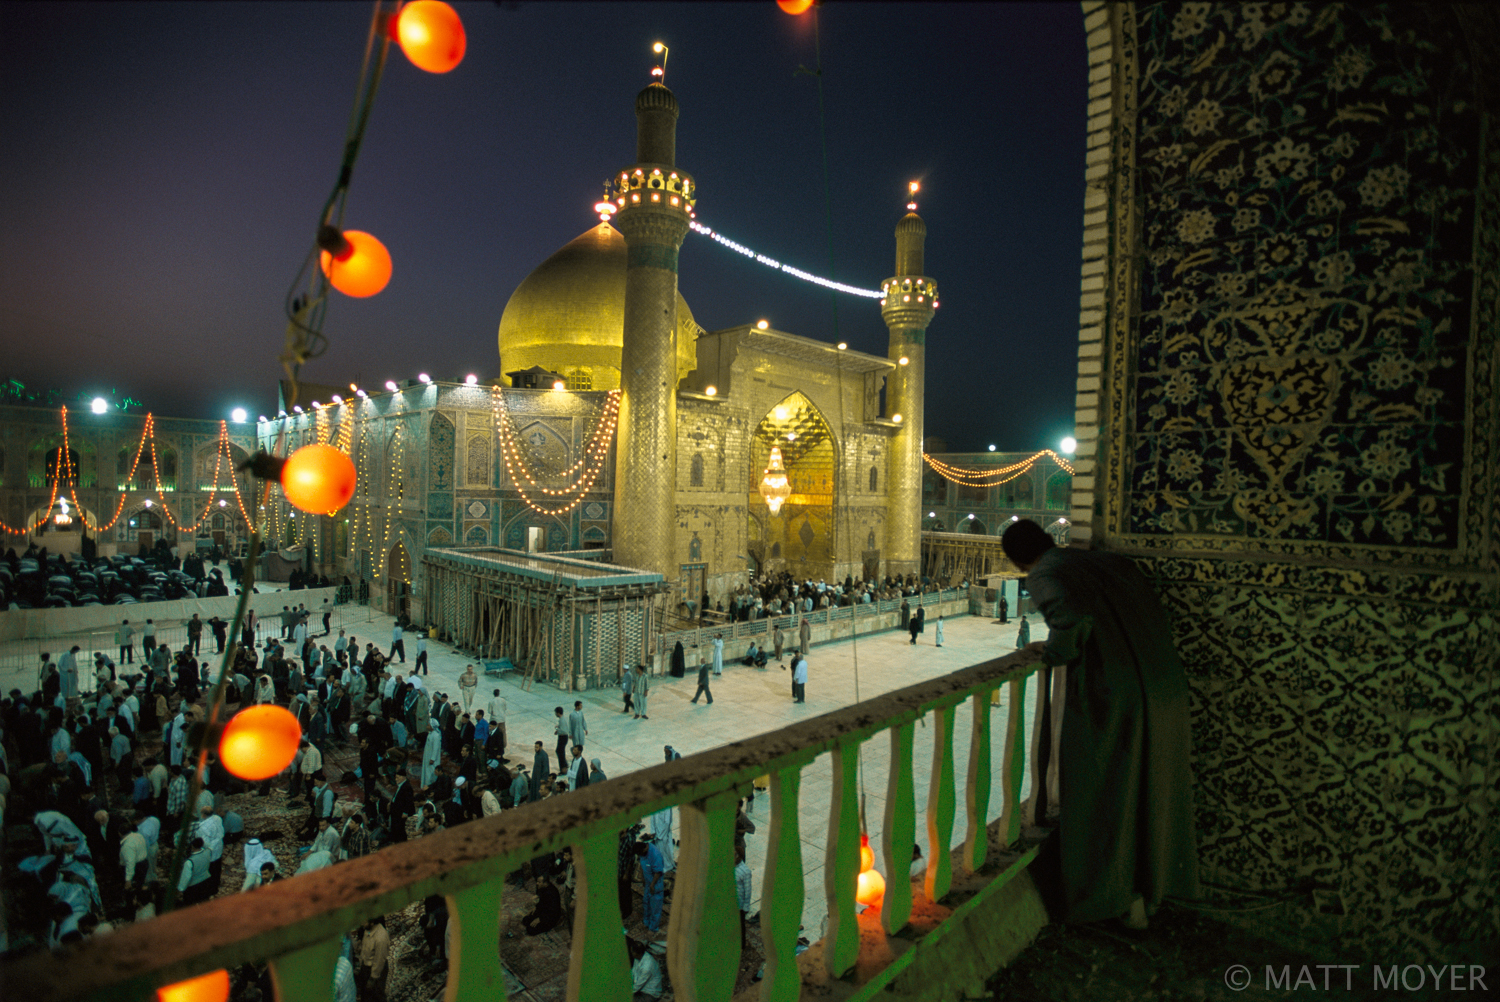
[1000,518,1201,933]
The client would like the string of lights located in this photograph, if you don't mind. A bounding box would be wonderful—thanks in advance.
[491,386,620,515]
[3,406,263,537]
[923,449,1075,486]
[688,220,883,300]
[492,387,620,490]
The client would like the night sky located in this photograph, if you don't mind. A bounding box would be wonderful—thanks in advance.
[0,2,1086,453]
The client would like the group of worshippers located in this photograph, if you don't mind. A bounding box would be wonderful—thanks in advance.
[5,652,261,949]
[707,570,937,623]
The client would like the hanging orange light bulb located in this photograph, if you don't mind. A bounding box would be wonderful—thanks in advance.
[219,705,302,781]
[854,832,886,905]
[759,446,792,516]
[777,0,815,14]
[281,443,358,514]
[318,228,392,298]
[157,969,230,1002]
[393,0,466,74]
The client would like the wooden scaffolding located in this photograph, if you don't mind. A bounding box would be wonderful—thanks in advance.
[423,547,669,691]
[920,531,1021,585]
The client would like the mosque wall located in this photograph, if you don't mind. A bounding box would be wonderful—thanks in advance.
[1073,1,1498,960]
[0,405,257,557]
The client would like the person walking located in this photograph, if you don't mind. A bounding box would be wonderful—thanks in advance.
[458,665,478,711]
[414,632,428,675]
[798,615,811,656]
[633,664,650,719]
[621,665,635,714]
[690,658,713,705]
[791,653,807,703]
[935,615,945,648]
[1016,616,1030,648]
[142,619,157,658]
[390,622,405,663]
[711,634,724,677]
[567,700,588,751]
[999,594,1009,624]
[118,620,135,664]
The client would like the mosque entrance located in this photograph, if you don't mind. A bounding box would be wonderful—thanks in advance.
[748,392,837,582]
[387,543,411,619]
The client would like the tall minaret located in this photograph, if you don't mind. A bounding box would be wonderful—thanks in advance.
[611,77,695,578]
[882,187,936,577]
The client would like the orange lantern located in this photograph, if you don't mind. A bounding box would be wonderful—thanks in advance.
[777,0,815,14]
[319,229,392,298]
[281,443,358,514]
[854,833,885,905]
[157,969,230,1002]
[394,0,467,74]
[220,704,302,781]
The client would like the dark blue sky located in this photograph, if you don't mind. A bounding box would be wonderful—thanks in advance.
[0,1,1086,452]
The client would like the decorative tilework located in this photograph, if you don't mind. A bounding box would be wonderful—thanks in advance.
[428,412,454,491]
[1129,2,1480,552]
[1086,2,1500,963]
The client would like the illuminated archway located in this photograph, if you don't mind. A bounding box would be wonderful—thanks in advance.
[749,392,837,580]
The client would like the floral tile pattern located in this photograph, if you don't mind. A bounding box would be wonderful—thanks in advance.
[1129,2,1477,548]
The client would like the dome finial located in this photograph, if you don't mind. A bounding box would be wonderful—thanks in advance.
[906,179,920,213]
[651,41,669,84]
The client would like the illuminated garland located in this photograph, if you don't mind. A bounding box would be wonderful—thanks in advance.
[688,221,883,300]
[2,407,262,537]
[923,449,1075,487]
[491,386,620,515]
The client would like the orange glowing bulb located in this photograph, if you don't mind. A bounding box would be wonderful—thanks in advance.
[394,0,466,73]
[219,705,302,781]
[319,230,391,298]
[777,0,814,14]
[856,867,886,905]
[281,443,357,514]
[157,969,230,1002]
[859,834,875,873]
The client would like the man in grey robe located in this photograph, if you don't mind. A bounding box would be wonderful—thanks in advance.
[1001,518,1199,929]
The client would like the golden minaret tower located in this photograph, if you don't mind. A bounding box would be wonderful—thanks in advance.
[611,63,696,577]
[882,186,936,576]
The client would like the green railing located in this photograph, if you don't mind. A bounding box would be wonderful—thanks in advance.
[6,646,1057,1002]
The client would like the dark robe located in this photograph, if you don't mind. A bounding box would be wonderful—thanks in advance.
[1024,546,1200,924]
[670,641,686,678]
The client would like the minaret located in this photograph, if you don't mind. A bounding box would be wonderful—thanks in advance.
[610,77,696,578]
[882,188,936,577]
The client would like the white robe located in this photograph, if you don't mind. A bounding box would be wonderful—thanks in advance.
[420,722,442,787]
[651,805,676,872]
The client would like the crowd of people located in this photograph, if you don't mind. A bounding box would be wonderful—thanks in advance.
[4,601,729,1000]
[702,569,951,623]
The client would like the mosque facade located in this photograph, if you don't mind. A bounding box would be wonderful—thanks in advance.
[253,78,936,626]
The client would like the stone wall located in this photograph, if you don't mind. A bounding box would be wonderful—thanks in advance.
[1072,1,1498,961]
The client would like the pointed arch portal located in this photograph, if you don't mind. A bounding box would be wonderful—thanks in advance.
[748,391,837,581]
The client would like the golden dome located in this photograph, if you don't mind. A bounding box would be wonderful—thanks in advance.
[497,222,698,390]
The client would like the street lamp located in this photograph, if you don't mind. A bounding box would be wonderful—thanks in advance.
[91,397,108,415]
[231,408,248,424]
[1060,437,1077,455]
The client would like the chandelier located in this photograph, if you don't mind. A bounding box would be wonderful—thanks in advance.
[759,446,792,515]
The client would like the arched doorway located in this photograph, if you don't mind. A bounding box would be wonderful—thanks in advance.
[749,392,837,581]
[387,542,411,620]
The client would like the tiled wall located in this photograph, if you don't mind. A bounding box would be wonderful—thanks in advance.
[1075,1,1498,960]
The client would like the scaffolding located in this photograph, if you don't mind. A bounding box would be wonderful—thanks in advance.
[423,547,669,691]
[920,531,1021,585]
